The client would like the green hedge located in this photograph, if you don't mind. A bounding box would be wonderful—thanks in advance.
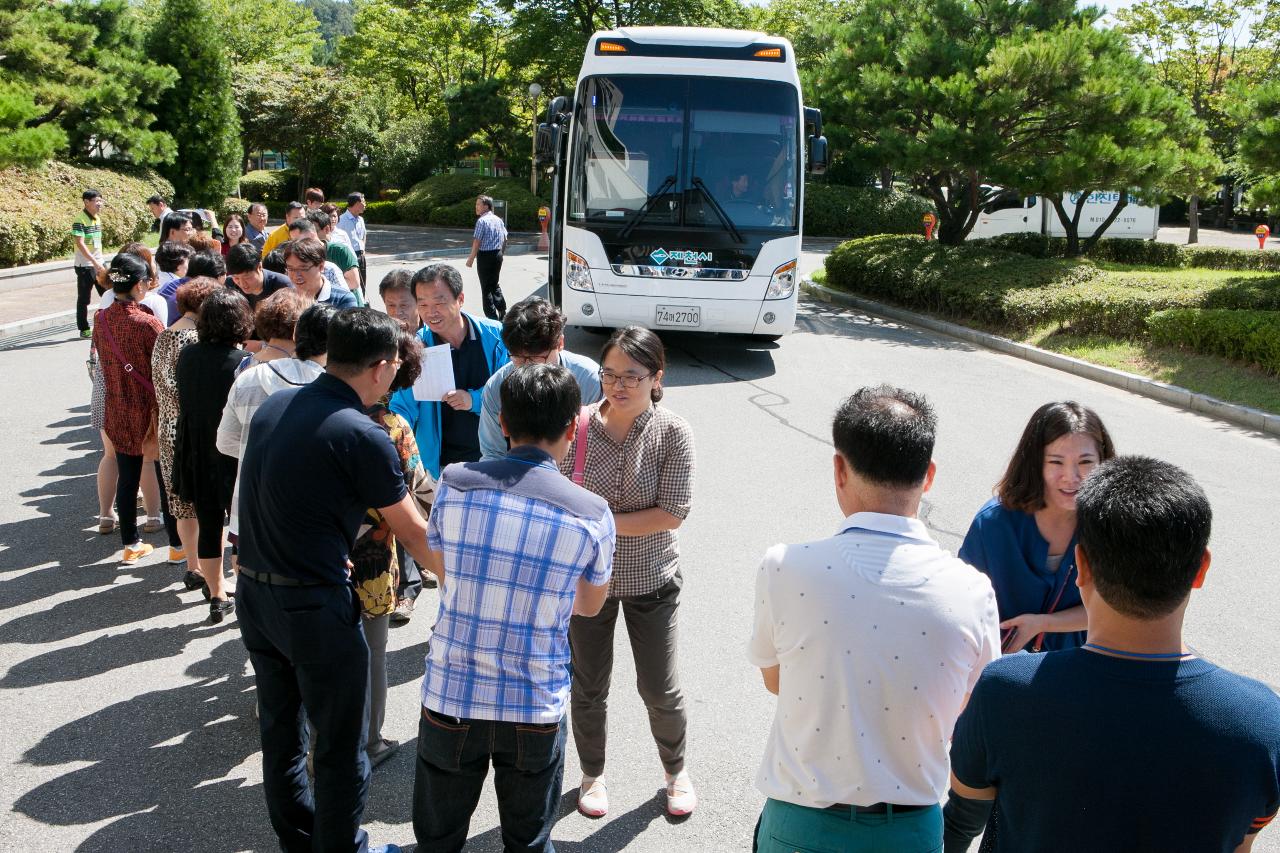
[239,169,297,203]
[983,232,1280,271]
[217,197,251,222]
[397,173,547,230]
[822,235,1280,337]
[803,185,934,238]
[363,200,400,224]
[0,162,173,267]
[1148,309,1280,375]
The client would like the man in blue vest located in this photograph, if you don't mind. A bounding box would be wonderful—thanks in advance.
[390,263,509,480]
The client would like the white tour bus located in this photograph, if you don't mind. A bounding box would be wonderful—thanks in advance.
[969,190,1160,240]
[535,27,827,339]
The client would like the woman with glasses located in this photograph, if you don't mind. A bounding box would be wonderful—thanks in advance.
[280,237,358,309]
[560,326,698,819]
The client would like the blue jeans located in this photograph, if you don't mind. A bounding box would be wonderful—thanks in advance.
[413,708,566,853]
[757,798,943,853]
[237,578,372,853]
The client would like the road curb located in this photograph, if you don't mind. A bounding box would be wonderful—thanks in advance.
[0,244,544,342]
[801,280,1280,438]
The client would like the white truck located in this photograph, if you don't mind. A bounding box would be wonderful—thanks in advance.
[969,190,1160,241]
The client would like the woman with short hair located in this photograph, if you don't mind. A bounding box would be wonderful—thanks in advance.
[561,326,698,818]
[173,289,252,622]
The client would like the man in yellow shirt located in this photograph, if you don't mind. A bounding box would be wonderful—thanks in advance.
[261,201,305,256]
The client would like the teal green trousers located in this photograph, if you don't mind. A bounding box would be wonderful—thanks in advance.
[756,797,943,853]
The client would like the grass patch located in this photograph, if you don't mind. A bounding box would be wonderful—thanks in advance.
[1035,332,1280,414]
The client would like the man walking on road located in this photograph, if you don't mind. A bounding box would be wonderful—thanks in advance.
[946,456,1280,853]
[748,385,1000,852]
[465,195,508,321]
[413,363,614,853]
[235,309,436,853]
[73,189,107,338]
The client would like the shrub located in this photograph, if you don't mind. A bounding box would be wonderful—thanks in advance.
[239,169,297,202]
[362,200,399,224]
[1148,309,1280,375]
[1180,245,1280,272]
[803,184,934,238]
[822,235,1280,338]
[379,189,402,201]
[986,232,1280,271]
[0,161,173,266]
[397,173,547,230]
[217,197,250,222]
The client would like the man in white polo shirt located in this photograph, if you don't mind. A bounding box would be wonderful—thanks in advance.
[747,385,1000,852]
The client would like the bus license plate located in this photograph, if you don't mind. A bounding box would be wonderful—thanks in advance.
[655,305,701,328]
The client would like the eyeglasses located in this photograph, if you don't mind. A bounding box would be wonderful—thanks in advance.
[371,356,403,370]
[511,351,553,366]
[599,369,653,389]
[285,263,318,275]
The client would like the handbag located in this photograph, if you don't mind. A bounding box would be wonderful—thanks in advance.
[571,405,591,485]
[95,308,154,395]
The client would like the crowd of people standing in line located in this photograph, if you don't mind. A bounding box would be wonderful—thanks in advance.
[74,184,1279,853]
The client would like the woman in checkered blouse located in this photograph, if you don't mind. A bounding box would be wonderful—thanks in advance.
[559,326,698,819]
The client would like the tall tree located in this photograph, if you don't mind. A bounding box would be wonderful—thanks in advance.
[147,0,241,203]
[1230,80,1280,210]
[0,0,176,169]
[1117,0,1280,238]
[815,0,1134,244]
[301,0,355,65]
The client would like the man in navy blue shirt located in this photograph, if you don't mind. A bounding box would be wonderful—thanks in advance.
[947,456,1280,853]
[236,309,440,853]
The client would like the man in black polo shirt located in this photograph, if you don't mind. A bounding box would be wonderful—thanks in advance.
[225,242,292,310]
[236,309,439,853]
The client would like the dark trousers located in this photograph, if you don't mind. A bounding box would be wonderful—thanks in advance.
[396,541,422,602]
[115,454,172,547]
[413,709,566,853]
[569,572,687,777]
[76,266,104,332]
[355,251,367,297]
[237,578,372,853]
[475,250,506,321]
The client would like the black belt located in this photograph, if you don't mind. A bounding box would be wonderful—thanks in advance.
[355,250,365,257]
[825,802,929,815]
[239,566,332,587]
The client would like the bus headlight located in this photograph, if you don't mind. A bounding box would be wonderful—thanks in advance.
[765,260,797,300]
[566,250,594,292]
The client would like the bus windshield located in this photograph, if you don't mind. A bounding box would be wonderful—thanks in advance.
[568,75,800,233]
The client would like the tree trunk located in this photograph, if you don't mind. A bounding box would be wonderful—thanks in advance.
[1188,195,1199,244]
[1214,178,1233,228]
[1050,196,1080,256]
[1080,196,1130,256]
[879,167,893,194]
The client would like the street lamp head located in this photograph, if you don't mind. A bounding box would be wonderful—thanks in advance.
[528,82,542,98]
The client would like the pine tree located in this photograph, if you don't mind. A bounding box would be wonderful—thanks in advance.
[147,0,241,204]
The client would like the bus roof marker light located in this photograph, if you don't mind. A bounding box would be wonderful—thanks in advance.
[753,47,783,59]
[598,41,628,53]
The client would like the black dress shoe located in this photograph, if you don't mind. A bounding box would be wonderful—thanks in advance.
[184,569,206,591]
[209,597,235,624]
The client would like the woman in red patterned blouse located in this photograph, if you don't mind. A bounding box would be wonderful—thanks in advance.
[92,253,166,565]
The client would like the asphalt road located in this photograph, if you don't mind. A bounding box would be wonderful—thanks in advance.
[2,251,1278,852]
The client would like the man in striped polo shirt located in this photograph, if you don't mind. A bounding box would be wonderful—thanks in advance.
[465,194,508,321]
[72,189,106,338]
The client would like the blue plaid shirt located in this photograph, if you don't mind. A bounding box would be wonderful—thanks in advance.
[473,210,507,251]
[421,446,615,723]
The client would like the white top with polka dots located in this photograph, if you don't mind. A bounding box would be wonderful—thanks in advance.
[747,511,1000,809]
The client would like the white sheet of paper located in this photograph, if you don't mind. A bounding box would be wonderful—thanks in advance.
[412,343,456,401]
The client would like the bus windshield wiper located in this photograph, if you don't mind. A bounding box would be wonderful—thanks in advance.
[619,175,676,241]
[691,176,744,244]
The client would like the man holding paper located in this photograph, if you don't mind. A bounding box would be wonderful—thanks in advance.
[390,263,509,479]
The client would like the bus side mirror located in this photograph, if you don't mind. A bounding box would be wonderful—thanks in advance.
[548,95,574,120]
[535,124,555,167]
[808,135,828,175]
[804,106,824,138]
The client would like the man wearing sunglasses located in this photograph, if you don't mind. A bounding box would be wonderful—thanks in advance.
[479,297,602,461]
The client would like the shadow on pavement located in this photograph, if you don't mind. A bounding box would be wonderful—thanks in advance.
[457,790,671,853]
[14,637,266,853]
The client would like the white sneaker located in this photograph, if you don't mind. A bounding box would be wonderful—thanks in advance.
[577,775,608,817]
[666,770,696,816]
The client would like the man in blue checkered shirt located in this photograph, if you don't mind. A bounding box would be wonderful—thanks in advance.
[465,194,509,320]
[413,364,614,852]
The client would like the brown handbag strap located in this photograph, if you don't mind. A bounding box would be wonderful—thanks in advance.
[96,308,154,394]
[571,405,591,485]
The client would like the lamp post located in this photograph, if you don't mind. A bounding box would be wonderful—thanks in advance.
[529,82,542,195]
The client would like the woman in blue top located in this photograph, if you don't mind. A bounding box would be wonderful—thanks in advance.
[959,401,1115,653]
